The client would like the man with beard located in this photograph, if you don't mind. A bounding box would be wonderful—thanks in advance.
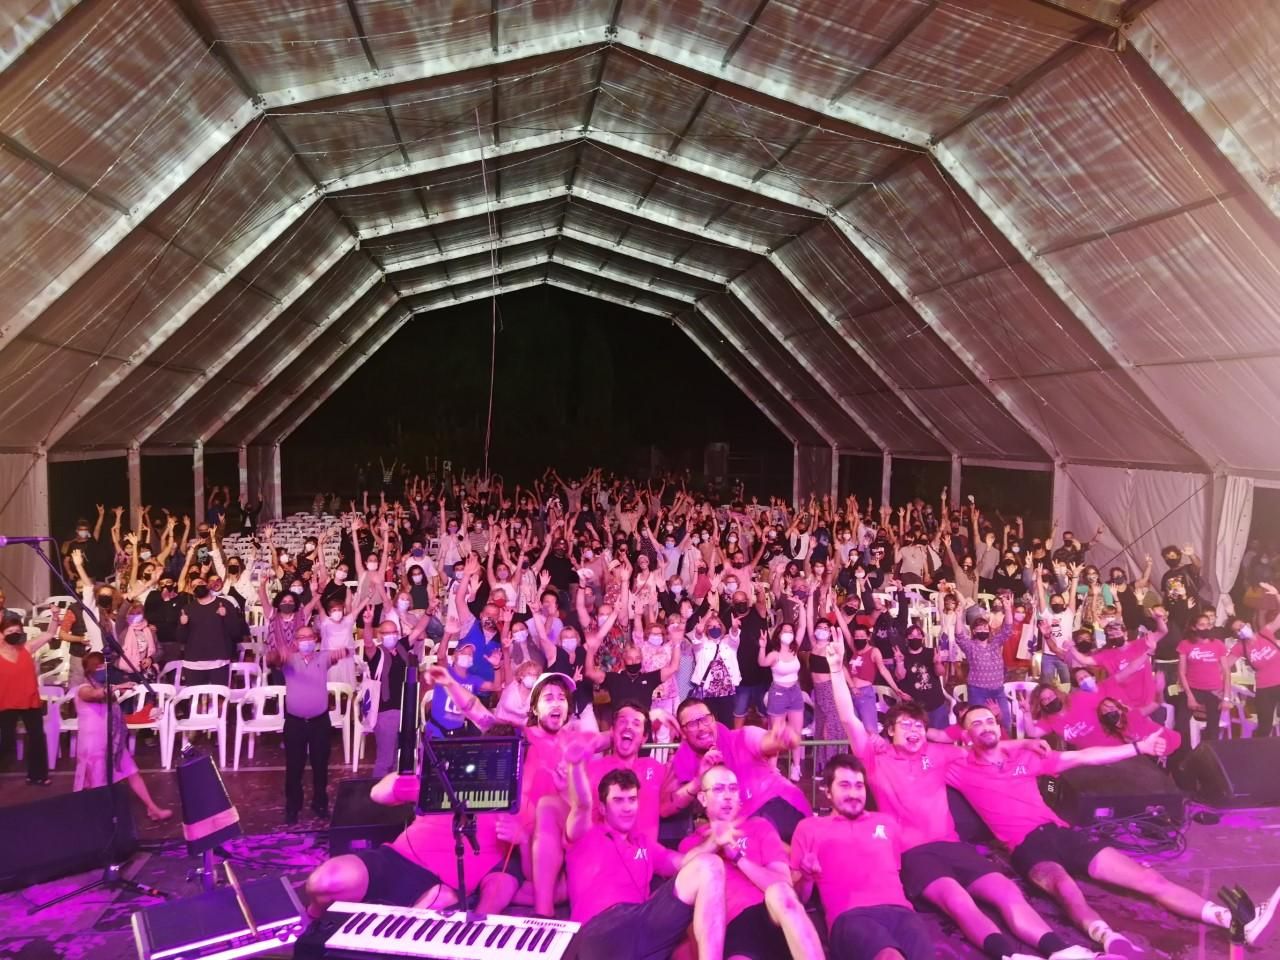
[431,668,603,918]
[946,704,1279,954]
[563,760,726,960]
[662,697,811,842]
[790,755,934,960]
[678,764,823,960]
[828,643,1091,960]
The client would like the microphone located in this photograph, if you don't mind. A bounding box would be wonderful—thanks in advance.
[0,535,56,546]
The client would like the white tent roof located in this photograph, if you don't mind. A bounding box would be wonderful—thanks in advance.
[1,0,1278,476]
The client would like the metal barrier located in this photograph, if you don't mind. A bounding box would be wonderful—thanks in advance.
[641,737,850,809]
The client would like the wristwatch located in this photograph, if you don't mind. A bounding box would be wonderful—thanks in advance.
[723,846,743,864]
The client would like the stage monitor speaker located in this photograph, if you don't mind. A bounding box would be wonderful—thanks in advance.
[329,778,410,856]
[1184,738,1280,808]
[1042,756,1184,826]
[0,782,139,892]
[132,875,304,960]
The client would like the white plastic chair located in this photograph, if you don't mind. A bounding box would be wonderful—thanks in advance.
[158,660,183,691]
[228,662,261,704]
[327,682,355,765]
[39,685,69,767]
[119,682,176,754]
[233,685,286,769]
[165,684,230,769]
[36,644,71,685]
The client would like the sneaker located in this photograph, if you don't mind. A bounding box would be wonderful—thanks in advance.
[1049,948,1099,959]
[1245,886,1280,946]
[1099,936,1141,958]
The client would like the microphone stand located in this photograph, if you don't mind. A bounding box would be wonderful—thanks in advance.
[24,542,168,913]
[419,734,480,920]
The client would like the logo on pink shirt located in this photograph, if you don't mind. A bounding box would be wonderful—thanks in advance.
[872,824,888,840]
[1012,765,1028,776]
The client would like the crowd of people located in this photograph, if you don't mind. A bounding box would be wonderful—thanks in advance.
[2,465,1279,959]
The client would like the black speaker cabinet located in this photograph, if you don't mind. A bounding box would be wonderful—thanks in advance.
[1184,738,1280,808]
[1042,756,1184,825]
[328,778,410,856]
[0,782,139,891]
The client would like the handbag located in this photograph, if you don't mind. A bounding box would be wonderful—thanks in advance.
[689,641,734,700]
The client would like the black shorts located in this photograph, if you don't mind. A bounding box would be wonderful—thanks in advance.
[1010,823,1109,879]
[899,841,1002,901]
[753,796,807,845]
[570,879,692,960]
[354,845,445,907]
[830,904,933,960]
[725,902,790,960]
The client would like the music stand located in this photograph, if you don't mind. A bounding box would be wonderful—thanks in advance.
[416,735,523,919]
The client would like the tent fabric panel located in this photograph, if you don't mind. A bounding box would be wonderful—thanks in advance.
[947,47,1227,252]
[1139,0,1278,204]
[215,285,401,446]
[553,238,721,299]
[0,151,122,329]
[700,292,873,451]
[364,199,565,270]
[546,264,688,317]
[0,340,114,446]
[774,221,900,316]
[0,452,50,606]
[560,203,751,278]
[0,0,245,212]
[755,128,905,210]
[616,0,765,66]
[395,238,555,293]
[734,260,945,455]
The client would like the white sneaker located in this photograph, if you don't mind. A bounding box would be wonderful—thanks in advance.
[1245,887,1280,946]
[1048,947,1099,959]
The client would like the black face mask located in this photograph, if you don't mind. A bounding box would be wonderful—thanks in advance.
[96,595,112,607]
[193,585,211,600]
[852,637,869,649]
[1100,710,1123,727]
[228,565,241,575]
[1105,634,1125,649]
[279,603,296,614]
[625,662,642,675]
[731,602,749,617]
[1041,699,1064,716]
[973,630,990,641]
[1050,602,1066,613]
[907,639,924,651]
[3,632,24,646]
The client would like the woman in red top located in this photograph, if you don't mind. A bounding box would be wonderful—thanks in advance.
[0,612,57,785]
[1232,585,1280,737]
[1177,624,1233,741]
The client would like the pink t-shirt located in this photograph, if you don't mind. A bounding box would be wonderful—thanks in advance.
[855,739,964,850]
[789,813,910,930]
[565,824,660,923]
[1042,691,1111,749]
[678,817,786,921]
[1241,635,1280,689]
[1177,638,1230,692]
[587,755,666,836]
[1092,639,1155,709]
[390,812,508,892]
[944,744,1066,849]
[670,724,811,819]
[518,726,572,827]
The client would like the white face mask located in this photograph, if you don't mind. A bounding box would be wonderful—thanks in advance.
[648,633,664,646]
[512,630,529,644]
[290,584,304,595]
[562,637,579,652]
[521,674,537,690]
[280,554,292,564]
[380,634,399,649]
[780,631,794,645]
[455,654,473,669]
[328,610,343,622]
[814,629,830,641]
[396,598,411,610]
[297,639,317,655]
[1238,625,1254,640]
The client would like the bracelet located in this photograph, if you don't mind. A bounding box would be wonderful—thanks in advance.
[1132,741,1141,756]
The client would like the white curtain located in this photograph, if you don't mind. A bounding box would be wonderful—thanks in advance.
[1213,475,1254,620]
[1055,463,1211,577]
[0,452,51,607]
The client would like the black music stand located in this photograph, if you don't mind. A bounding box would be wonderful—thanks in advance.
[417,735,523,919]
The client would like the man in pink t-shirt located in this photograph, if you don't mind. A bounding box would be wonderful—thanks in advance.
[563,750,725,960]
[586,700,666,836]
[789,755,933,959]
[947,704,1279,953]
[662,697,811,841]
[676,765,822,960]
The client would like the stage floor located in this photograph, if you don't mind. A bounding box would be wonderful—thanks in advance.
[2,731,1278,960]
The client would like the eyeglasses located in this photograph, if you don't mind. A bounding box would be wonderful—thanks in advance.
[703,783,740,796]
[682,713,715,730]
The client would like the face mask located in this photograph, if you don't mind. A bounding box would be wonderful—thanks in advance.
[973,630,990,641]
[724,581,739,592]
[290,584,304,595]
[455,655,473,670]
[1164,556,1180,568]
[853,636,869,649]
[279,554,292,565]
[381,634,399,649]
[297,639,317,655]
[907,636,924,650]
[97,595,113,607]
[366,561,378,571]
[562,636,579,652]
[1041,699,1064,715]
[731,602,749,617]
[76,529,90,539]
[127,613,143,626]
[648,633,664,646]
[780,631,795,645]
[1100,710,1123,727]
[279,603,296,615]
[727,535,738,543]
[304,543,316,553]
[1238,625,1254,640]
[664,541,675,549]
[625,662,642,674]
[511,629,529,645]
[90,668,107,683]
[335,570,348,581]
[140,550,152,561]
[1105,633,1125,648]
[814,628,830,642]
[227,564,241,575]
[193,585,211,600]
[521,675,537,690]
[328,610,344,622]
[670,583,683,595]
[3,631,24,646]
[707,626,724,640]
[1078,677,1098,693]
[1050,602,1066,614]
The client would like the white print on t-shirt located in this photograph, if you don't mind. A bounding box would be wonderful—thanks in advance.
[851,656,865,671]
[732,836,749,852]
[872,824,888,840]
[919,755,933,771]
[1063,722,1093,741]
[1187,647,1219,661]
[1251,645,1277,664]
[443,693,462,718]
[1013,765,1028,776]
[633,848,648,861]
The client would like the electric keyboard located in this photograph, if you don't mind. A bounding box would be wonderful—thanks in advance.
[293,901,580,960]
